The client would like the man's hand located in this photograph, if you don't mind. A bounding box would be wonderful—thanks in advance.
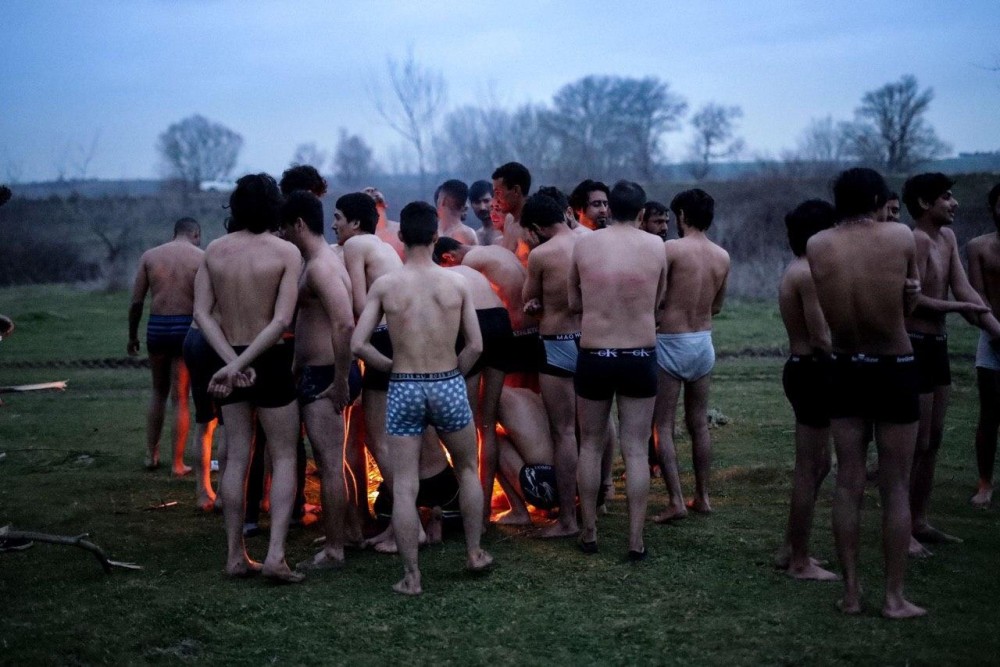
[209,364,255,398]
[127,338,140,356]
[955,300,991,315]
[903,279,921,314]
[317,378,351,414]
[523,298,543,315]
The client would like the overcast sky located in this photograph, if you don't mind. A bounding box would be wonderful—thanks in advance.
[2,0,999,182]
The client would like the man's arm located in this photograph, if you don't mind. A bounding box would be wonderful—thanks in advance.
[945,231,1000,337]
[522,251,544,315]
[456,280,483,376]
[711,254,730,317]
[351,281,391,373]
[799,273,831,353]
[903,234,921,316]
[312,261,356,414]
[343,239,368,321]
[192,260,239,366]
[127,255,149,356]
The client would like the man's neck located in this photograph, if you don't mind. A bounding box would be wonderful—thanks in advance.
[914,217,942,235]
[404,245,435,266]
[301,234,327,260]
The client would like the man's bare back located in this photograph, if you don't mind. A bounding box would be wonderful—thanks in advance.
[344,235,404,319]
[778,257,832,356]
[659,235,729,334]
[448,265,505,311]
[138,240,203,316]
[523,230,579,335]
[463,245,533,330]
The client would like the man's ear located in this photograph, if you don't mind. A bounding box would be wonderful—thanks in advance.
[917,197,931,212]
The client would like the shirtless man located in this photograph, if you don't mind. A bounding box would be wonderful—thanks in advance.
[128,217,203,476]
[492,162,532,266]
[362,186,406,260]
[570,179,611,231]
[494,386,559,523]
[807,166,925,618]
[519,193,582,537]
[470,180,500,245]
[280,164,327,199]
[352,200,492,595]
[653,189,730,520]
[571,180,666,559]
[435,179,479,246]
[193,173,303,583]
[278,191,357,570]
[902,172,999,552]
[432,238,534,523]
[969,183,1000,508]
[337,192,404,490]
[776,199,838,581]
[640,201,670,241]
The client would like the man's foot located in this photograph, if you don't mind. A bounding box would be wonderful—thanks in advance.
[373,528,427,554]
[262,560,306,584]
[537,520,579,539]
[578,538,598,555]
[787,562,840,581]
[426,508,443,545]
[627,547,647,563]
[913,524,962,545]
[687,497,712,514]
[195,491,218,513]
[393,572,422,596]
[970,486,992,509]
[908,535,933,558]
[172,464,193,477]
[144,454,160,471]
[652,506,688,523]
[467,549,494,573]
[223,559,262,578]
[297,551,345,571]
[836,597,863,615]
[495,508,532,526]
[882,598,928,620]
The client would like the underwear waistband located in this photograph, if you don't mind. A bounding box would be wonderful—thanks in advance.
[513,326,539,337]
[788,353,828,363]
[831,352,915,364]
[374,323,389,333]
[390,368,462,381]
[581,347,654,358]
[542,332,581,341]
[908,332,947,342]
[656,330,712,340]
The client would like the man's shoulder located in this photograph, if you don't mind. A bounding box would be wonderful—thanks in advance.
[967,233,998,254]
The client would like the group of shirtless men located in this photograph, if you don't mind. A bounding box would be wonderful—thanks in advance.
[127,161,1000,611]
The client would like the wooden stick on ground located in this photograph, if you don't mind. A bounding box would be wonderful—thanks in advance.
[1,525,141,573]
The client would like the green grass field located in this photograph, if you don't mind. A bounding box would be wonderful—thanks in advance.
[1,286,997,665]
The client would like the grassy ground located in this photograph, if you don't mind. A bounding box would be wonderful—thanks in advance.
[1,286,997,665]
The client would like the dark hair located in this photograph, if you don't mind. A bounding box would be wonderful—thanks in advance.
[537,186,570,211]
[336,192,379,234]
[491,162,531,195]
[173,216,200,237]
[989,182,1000,213]
[280,164,327,197]
[832,168,888,220]
[432,236,462,264]
[902,172,954,219]
[569,179,610,213]
[888,191,899,201]
[608,180,646,223]
[785,199,835,257]
[400,201,439,247]
[520,193,566,229]
[281,190,324,235]
[642,201,668,222]
[437,179,469,210]
[228,173,283,234]
[469,180,493,201]
[0,185,11,208]
[670,189,714,230]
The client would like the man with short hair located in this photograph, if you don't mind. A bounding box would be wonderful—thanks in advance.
[194,173,303,582]
[902,172,998,553]
[882,192,901,223]
[570,180,666,559]
[362,186,406,259]
[652,189,730,520]
[128,217,203,477]
[278,191,357,570]
[435,179,478,245]
[352,200,493,595]
[807,166,924,618]
[640,201,670,240]
[469,180,498,242]
[569,179,611,231]
[775,199,838,580]
[968,182,1000,508]
[492,162,532,265]
[519,193,582,537]
[280,164,327,198]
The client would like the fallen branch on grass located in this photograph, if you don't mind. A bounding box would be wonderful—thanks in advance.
[0,525,141,573]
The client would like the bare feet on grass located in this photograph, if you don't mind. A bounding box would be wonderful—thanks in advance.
[970,485,992,509]
[426,508,443,545]
[297,550,345,571]
[196,491,217,513]
[882,598,927,620]
[495,508,532,526]
[687,497,712,514]
[372,527,427,554]
[836,597,863,615]
[786,561,840,581]
[172,464,193,477]
[908,535,933,558]
[467,548,494,573]
[653,504,688,523]
[393,572,422,596]
[144,453,160,471]
[537,519,580,538]
[262,560,305,584]
[912,524,962,544]
[224,558,262,578]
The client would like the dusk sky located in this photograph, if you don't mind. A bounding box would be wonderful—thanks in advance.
[3,0,999,182]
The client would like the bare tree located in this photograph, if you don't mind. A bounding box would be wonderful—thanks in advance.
[687,103,744,180]
[70,130,102,180]
[290,142,328,170]
[333,129,377,186]
[371,48,447,193]
[156,115,243,191]
[844,75,949,173]
[780,116,853,177]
